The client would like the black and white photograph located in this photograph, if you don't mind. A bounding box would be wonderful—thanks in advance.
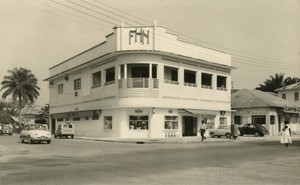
[0,0,299,184]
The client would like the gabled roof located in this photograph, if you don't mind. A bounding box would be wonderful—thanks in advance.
[231,89,298,109]
[276,82,300,91]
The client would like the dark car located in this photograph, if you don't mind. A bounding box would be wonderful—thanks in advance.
[238,123,269,137]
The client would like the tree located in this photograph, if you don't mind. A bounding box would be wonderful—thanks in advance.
[0,67,40,125]
[255,73,300,92]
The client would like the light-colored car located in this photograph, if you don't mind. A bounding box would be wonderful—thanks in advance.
[20,124,51,144]
[207,125,232,138]
[54,123,74,139]
[0,125,13,136]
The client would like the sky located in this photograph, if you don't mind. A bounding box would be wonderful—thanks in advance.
[0,0,299,106]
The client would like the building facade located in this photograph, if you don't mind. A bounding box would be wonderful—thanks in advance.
[45,25,233,138]
[232,89,300,135]
[276,82,300,106]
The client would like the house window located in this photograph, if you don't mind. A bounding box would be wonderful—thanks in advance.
[164,66,179,85]
[104,116,112,130]
[58,84,63,94]
[252,115,266,125]
[295,92,299,101]
[92,71,101,88]
[282,94,286,100]
[164,116,178,129]
[129,116,148,130]
[92,110,100,120]
[201,73,212,89]
[270,115,275,125]
[217,76,227,91]
[234,115,242,125]
[152,64,157,78]
[74,78,81,90]
[105,67,115,85]
[184,70,197,87]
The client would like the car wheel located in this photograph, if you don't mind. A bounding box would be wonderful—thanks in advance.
[225,133,231,138]
[260,134,264,137]
[47,140,51,144]
[210,132,215,138]
[28,136,33,144]
[254,132,259,137]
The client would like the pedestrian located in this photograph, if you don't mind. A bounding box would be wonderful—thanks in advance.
[280,125,292,148]
[199,120,207,142]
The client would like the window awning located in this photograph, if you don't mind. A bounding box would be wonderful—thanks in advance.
[178,109,234,116]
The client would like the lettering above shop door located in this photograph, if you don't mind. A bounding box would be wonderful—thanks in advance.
[129,29,150,45]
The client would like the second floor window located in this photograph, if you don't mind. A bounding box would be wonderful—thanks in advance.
[92,71,101,88]
[105,67,115,85]
[282,94,286,100]
[217,76,227,90]
[184,70,196,87]
[164,66,179,85]
[201,73,212,89]
[74,78,81,90]
[58,84,63,94]
[295,92,299,101]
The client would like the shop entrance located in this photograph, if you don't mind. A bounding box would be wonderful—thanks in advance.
[182,116,197,137]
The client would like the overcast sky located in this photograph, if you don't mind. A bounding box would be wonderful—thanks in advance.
[0,0,299,106]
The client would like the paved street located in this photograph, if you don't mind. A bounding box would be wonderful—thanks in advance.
[1,134,300,185]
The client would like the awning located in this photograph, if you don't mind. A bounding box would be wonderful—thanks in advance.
[52,110,94,119]
[178,109,234,116]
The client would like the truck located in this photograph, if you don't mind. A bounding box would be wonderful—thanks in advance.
[54,123,75,139]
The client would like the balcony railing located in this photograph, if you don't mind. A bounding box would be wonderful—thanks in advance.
[184,82,197,87]
[119,78,158,89]
[164,79,179,85]
[201,85,213,89]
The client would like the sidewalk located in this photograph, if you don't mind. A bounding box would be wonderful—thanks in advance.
[75,134,300,144]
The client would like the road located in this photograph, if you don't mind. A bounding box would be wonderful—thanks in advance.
[0,135,299,185]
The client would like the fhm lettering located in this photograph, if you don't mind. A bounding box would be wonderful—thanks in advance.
[129,29,150,45]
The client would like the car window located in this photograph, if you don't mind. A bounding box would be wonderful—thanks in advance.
[249,125,255,128]
[28,125,47,130]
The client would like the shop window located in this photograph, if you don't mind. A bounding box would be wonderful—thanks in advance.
[58,84,63,94]
[217,76,227,91]
[105,67,115,85]
[92,71,101,88]
[92,110,100,120]
[202,116,215,129]
[295,92,299,101]
[164,66,179,85]
[57,118,63,122]
[219,117,227,125]
[74,78,81,90]
[164,116,178,129]
[201,73,212,89]
[184,70,197,87]
[73,117,80,121]
[129,116,148,130]
[104,116,112,130]
[282,94,286,99]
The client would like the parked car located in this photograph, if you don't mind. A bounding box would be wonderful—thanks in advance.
[0,125,13,136]
[20,124,51,144]
[238,123,269,137]
[207,125,232,138]
[54,123,74,139]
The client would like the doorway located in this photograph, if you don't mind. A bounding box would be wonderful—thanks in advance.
[182,116,197,137]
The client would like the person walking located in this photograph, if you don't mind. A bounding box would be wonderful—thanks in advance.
[199,120,207,142]
[280,125,292,148]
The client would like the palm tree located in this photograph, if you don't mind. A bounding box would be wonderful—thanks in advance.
[0,67,40,125]
[255,73,300,92]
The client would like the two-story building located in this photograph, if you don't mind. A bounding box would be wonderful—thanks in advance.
[276,82,300,105]
[45,24,234,138]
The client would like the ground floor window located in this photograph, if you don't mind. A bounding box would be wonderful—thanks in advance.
[234,115,242,125]
[202,115,215,129]
[219,117,227,125]
[129,116,148,130]
[164,116,178,129]
[104,116,112,130]
[252,115,266,125]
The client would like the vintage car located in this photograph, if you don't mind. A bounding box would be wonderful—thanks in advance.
[54,123,74,139]
[238,123,269,137]
[20,124,51,144]
[207,125,232,138]
[0,125,13,136]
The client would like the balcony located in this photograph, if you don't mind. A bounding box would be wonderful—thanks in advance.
[119,78,158,89]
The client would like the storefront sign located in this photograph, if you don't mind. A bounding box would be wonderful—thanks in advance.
[283,105,300,112]
[129,29,150,45]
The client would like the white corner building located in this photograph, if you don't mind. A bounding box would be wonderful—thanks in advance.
[45,25,233,139]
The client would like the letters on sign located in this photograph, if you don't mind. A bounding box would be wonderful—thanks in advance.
[129,29,150,45]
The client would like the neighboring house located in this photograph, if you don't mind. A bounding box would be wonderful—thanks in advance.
[21,105,43,124]
[44,24,233,139]
[232,89,300,135]
[276,82,300,105]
